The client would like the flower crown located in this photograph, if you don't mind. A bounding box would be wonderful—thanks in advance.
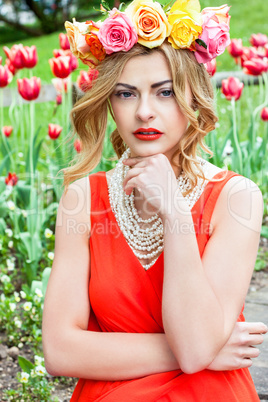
[65,0,231,69]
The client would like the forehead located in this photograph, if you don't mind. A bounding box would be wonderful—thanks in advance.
[118,52,172,85]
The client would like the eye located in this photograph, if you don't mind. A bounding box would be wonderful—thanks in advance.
[115,91,135,99]
[160,89,174,97]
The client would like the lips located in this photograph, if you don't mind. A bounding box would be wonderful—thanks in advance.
[133,127,163,135]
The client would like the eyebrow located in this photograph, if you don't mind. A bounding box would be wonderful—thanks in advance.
[115,80,173,90]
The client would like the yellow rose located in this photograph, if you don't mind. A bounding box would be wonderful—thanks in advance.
[168,0,202,49]
[65,20,99,68]
[125,0,172,48]
[202,4,231,25]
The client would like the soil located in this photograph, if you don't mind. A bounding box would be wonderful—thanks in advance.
[1,238,267,401]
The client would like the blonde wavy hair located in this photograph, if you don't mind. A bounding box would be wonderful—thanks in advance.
[61,41,218,193]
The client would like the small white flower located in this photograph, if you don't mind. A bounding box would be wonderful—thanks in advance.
[21,210,27,218]
[41,182,47,192]
[20,372,29,383]
[222,140,234,157]
[5,228,13,237]
[15,318,22,328]
[7,201,15,211]
[35,365,46,376]
[18,152,24,158]
[44,228,53,238]
[48,251,54,260]
[215,122,220,129]
[9,302,16,312]
[35,288,43,298]
[9,335,14,341]
[1,293,6,301]
[15,295,20,302]
[18,342,24,348]
[0,243,2,250]
[23,301,32,311]
[256,136,263,145]
[20,290,27,298]
[7,259,15,271]
[34,355,44,365]
[220,107,226,114]
[8,240,13,248]
[1,274,10,283]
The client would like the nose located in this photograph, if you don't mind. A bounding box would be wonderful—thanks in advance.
[135,96,156,122]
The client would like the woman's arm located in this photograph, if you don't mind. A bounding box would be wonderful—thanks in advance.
[161,175,264,373]
[42,176,178,380]
[42,174,266,380]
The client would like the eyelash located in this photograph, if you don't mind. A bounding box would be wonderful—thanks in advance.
[114,89,174,99]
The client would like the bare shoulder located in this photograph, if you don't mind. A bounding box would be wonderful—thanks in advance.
[211,173,263,234]
[57,175,91,236]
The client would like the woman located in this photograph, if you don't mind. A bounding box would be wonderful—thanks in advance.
[42,0,267,400]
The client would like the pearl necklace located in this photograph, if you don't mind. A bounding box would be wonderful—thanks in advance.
[108,148,208,270]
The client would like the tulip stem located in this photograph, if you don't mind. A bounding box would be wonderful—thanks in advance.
[29,100,35,239]
[231,97,243,174]
[0,89,15,172]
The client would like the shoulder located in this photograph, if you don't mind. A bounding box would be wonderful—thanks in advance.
[212,173,263,234]
[57,176,91,232]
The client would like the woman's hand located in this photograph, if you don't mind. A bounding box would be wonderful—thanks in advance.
[207,321,267,371]
[122,154,180,217]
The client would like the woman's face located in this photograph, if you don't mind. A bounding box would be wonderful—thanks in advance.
[110,51,192,162]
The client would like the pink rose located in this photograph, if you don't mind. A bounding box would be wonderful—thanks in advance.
[194,11,230,64]
[98,9,138,55]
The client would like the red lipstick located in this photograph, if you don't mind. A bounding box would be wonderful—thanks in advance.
[133,127,163,141]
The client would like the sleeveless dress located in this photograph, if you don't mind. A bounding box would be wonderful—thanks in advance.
[71,170,259,402]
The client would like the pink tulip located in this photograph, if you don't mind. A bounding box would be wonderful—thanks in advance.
[74,138,82,153]
[49,56,72,79]
[52,77,70,93]
[243,58,268,76]
[250,33,268,48]
[228,39,243,58]
[2,126,13,137]
[221,77,244,101]
[5,172,18,186]
[17,77,41,101]
[53,49,78,72]
[56,94,62,105]
[59,33,70,50]
[264,44,268,58]
[21,46,38,68]
[0,64,13,87]
[48,123,62,139]
[77,69,99,92]
[0,56,2,64]
[261,107,268,122]
[204,59,217,77]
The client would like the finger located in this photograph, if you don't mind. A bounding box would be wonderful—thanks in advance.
[247,334,264,346]
[238,358,253,369]
[247,346,260,359]
[124,177,140,196]
[238,321,268,334]
[122,168,144,188]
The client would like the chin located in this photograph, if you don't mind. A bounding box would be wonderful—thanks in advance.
[128,142,167,158]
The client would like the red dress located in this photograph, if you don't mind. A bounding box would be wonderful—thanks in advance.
[71,170,259,401]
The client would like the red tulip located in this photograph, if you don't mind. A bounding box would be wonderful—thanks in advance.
[243,58,268,76]
[56,94,62,105]
[2,126,13,137]
[21,46,38,68]
[77,69,99,92]
[49,56,72,79]
[250,33,268,48]
[48,123,62,139]
[74,138,82,153]
[261,107,268,121]
[204,59,216,77]
[0,56,2,64]
[5,59,18,75]
[264,44,268,58]
[0,64,13,87]
[5,172,18,186]
[221,77,244,101]
[59,33,70,50]
[228,39,243,58]
[53,49,78,72]
[17,77,41,101]
[3,44,25,69]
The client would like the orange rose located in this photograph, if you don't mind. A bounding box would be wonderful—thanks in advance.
[125,0,171,48]
[85,34,106,62]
